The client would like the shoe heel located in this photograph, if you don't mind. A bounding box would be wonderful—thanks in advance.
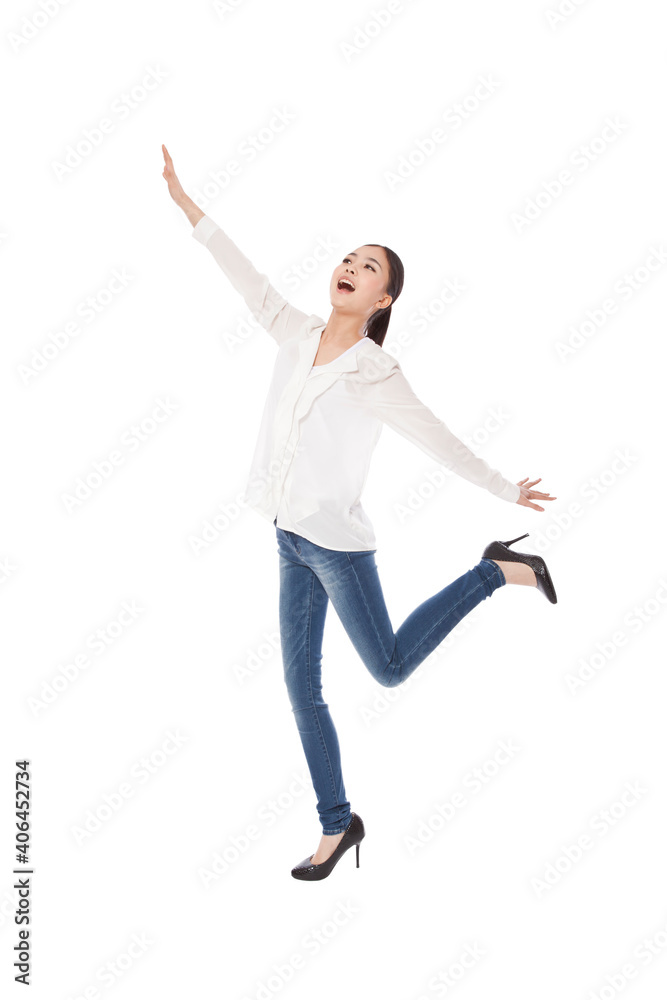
[355,843,360,868]
[504,532,529,548]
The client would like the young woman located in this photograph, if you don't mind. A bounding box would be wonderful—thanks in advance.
[162,145,558,882]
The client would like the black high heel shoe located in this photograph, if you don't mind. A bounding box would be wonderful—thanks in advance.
[482,532,558,604]
[291,813,365,881]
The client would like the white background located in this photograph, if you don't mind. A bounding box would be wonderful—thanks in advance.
[2,0,666,997]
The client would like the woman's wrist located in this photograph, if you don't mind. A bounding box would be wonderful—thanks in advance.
[178,194,205,227]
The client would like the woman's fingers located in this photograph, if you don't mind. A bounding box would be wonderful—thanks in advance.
[516,474,557,510]
[162,144,177,179]
[517,476,557,500]
[518,495,545,511]
[161,144,186,204]
[515,472,556,508]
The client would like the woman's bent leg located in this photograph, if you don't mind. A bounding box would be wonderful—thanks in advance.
[302,539,506,688]
[277,538,352,835]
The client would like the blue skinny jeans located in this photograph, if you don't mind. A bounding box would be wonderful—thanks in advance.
[275,522,506,835]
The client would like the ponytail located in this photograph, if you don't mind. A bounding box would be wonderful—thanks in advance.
[362,244,404,348]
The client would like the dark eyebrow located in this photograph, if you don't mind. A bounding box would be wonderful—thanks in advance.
[346,251,383,270]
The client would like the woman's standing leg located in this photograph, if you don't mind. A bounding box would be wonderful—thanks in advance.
[276,528,352,835]
[301,537,507,688]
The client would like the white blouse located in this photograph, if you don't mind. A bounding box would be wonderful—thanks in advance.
[275,338,370,547]
[191,214,521,551]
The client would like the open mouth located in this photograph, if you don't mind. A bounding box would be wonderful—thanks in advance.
[336,277,355,294]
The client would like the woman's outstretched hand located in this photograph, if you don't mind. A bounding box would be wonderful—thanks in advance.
[515,477,556,511]
[161,145,204,227]
[162,144,188,205]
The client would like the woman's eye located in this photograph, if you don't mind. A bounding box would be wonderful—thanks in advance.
[342,257,374,271]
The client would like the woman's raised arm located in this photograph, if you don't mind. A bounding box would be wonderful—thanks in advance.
[161,144,316,347]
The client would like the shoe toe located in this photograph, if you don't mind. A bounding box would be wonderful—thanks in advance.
[291,855,316,877]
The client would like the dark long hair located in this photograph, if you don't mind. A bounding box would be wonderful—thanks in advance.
[362,245,404,347]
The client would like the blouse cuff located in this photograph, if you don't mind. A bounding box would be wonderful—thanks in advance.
[191,214,220,247]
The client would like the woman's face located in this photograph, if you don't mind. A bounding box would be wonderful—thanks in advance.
[329,245,392,321]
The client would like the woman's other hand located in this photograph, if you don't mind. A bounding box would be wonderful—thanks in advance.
[516,477,556,511]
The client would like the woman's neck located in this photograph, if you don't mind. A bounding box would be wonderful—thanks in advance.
[321,311,366,347]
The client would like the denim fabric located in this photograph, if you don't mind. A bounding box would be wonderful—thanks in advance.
[275,521,506,834]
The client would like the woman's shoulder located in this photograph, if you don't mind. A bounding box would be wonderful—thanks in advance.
[356,338,403,383]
